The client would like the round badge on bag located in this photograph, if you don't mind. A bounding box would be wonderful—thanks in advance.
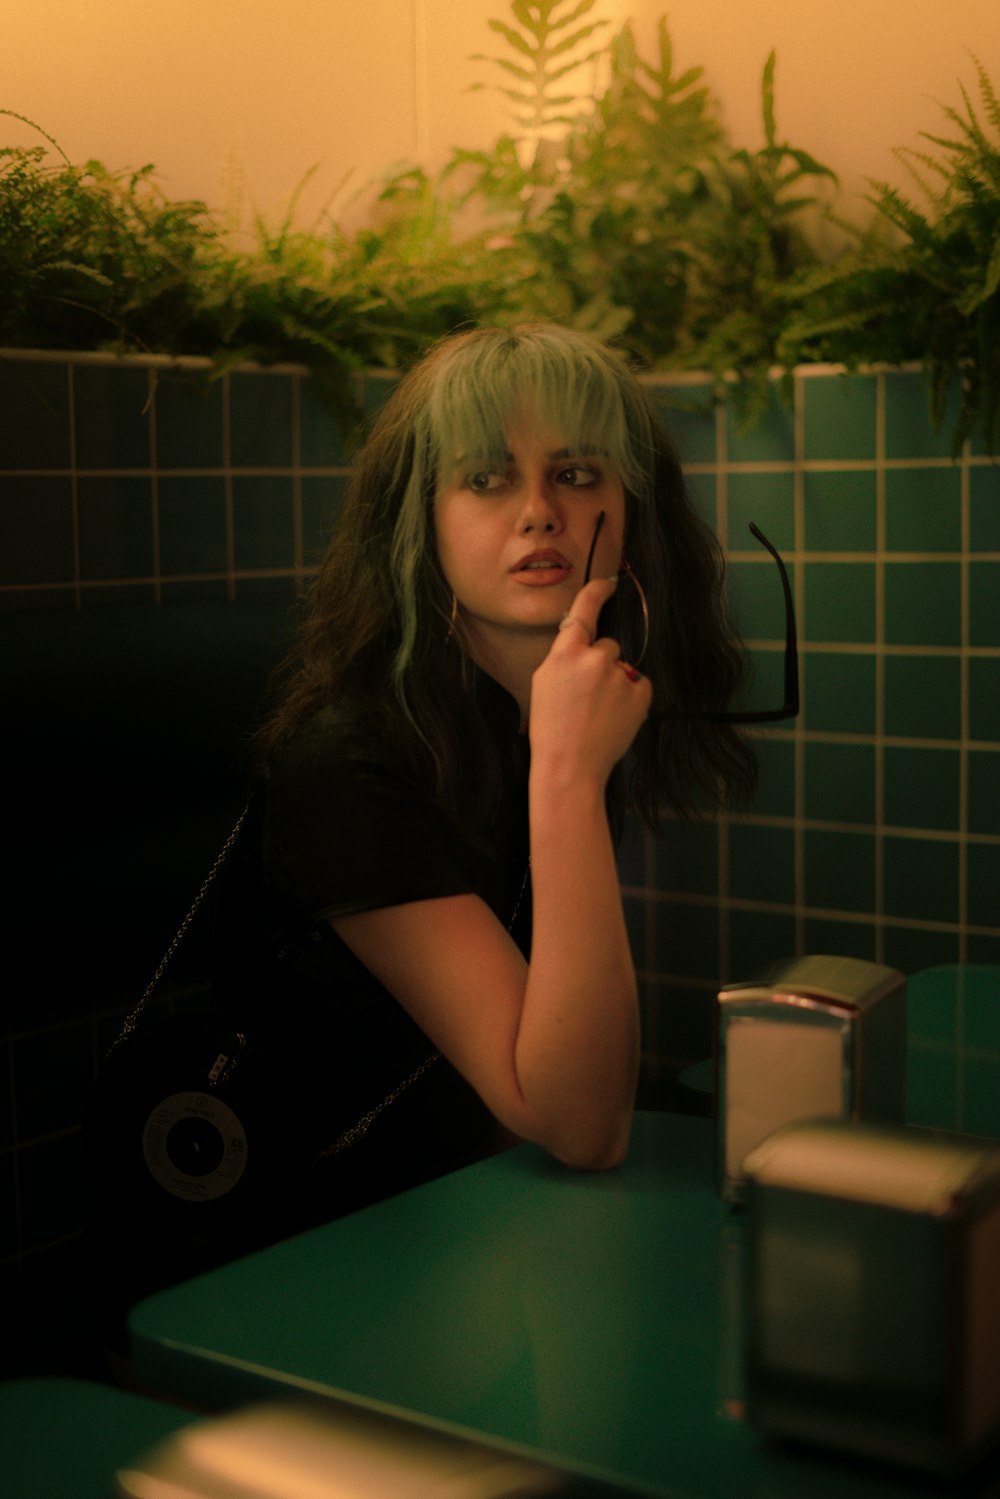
[141,1090,249,1202]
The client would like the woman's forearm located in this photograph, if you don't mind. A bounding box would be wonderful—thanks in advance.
[514,764,641,1169]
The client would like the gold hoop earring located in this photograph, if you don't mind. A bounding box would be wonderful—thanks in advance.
[446,591,459,642]
[621,562,650,665]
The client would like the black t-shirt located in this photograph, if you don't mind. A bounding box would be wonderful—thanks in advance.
[211,671,531,1222]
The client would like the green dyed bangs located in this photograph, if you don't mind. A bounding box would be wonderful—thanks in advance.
[388,325,657,691]
[421,325,655,502]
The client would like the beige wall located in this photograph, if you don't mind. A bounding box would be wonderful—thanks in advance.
[3,0,997,230]
[630,0,1000,222]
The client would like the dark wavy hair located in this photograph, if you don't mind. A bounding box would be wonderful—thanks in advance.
[252,323,756,832]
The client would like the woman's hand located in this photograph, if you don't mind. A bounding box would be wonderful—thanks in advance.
[528,576,652,783]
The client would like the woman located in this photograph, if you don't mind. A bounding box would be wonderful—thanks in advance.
[88,324,756,1369]
[211,321,755,1212]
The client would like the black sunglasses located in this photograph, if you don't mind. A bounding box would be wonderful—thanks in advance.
[662,522,799,724]
[587,515,799,726]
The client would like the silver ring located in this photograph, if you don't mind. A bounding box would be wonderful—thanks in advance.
[558,615,594,644]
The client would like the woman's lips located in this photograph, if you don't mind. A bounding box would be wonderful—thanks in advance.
[511,550,573,585]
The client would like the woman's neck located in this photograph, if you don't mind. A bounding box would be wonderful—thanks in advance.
[463,626,555,731]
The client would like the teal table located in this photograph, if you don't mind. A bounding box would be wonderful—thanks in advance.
[130,1099,1000,1498]
[0,1378,196,1499]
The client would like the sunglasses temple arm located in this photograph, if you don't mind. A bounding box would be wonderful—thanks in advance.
[583,510,606,586]
[748,522,799,716]
[651,522,800,725]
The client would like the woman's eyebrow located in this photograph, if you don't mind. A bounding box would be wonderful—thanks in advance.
[548,445,608,460]
[451,451,513,465]
[450,445,604,464]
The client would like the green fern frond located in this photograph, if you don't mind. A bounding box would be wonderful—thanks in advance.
[948,82,992,153]
[984,238,1000,299]
[471,0,611,146]
[45,260,114,287]
[955,236,1000,314]
[866,179,932,238]
[545,53,607,85]
[471,55,535,82]
[550,0,603,25]
[547,24,607,60]
[973,54,1000,132]
[0,108,71,164]
[897,145,952,201]
[777,147,838,183]
[485,20,536,58]
[761,52,777,149]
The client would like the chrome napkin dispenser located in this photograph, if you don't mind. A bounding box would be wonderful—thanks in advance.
[742,1119,1000,1476]
[716,955,906,1202]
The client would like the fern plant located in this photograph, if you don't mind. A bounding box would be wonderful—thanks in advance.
[0,113,510,427]
[452,18,834,391]
[0,114,221,354]
[678,51,838,426]
[468,0,611,171]
[449,14,736,346]
[783,58,1000,450]
[2,25,998,452]
[526,17,726,350]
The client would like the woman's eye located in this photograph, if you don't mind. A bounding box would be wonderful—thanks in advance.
[467,470,506,493]
[556,465,599,487]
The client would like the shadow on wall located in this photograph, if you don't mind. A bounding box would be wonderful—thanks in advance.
[4,601,294,1020]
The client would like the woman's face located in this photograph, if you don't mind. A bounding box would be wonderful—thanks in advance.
[434,412,626,668]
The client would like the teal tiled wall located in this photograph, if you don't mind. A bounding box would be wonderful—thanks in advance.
[0,351,361,1366]
[0,353,360,607]
[637,366,1000,1072]
[1,350,998,1337]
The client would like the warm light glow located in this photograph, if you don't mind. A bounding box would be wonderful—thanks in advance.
[628,0,1000,225]
[118,1401,565,1498]
[2,0,997,228]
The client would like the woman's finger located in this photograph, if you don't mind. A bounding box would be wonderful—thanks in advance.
[556,614,595,645]
[557,577,617,646]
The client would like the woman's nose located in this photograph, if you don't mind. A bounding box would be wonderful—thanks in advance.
[517,473,562,533]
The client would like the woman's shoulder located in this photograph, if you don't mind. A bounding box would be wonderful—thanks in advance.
[269,702,401,782]
[261,703,439,847]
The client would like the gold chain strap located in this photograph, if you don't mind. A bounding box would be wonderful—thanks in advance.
[317,1054,442,1160]
[109,808,249,1053]
[110,807,531,1166]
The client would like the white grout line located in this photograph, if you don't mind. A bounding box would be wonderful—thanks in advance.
[65,363,82,610]
[147,366,161,606]
[874,370,886,963]
[959,431,972,966]
[793,371,807,955]
[222,371,236,604]
[291,372,304,581]
[715,396,731,988]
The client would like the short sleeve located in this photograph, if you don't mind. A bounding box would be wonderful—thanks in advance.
[262,714,475,924]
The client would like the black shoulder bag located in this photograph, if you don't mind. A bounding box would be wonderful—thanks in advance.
[83,810,439,1267]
